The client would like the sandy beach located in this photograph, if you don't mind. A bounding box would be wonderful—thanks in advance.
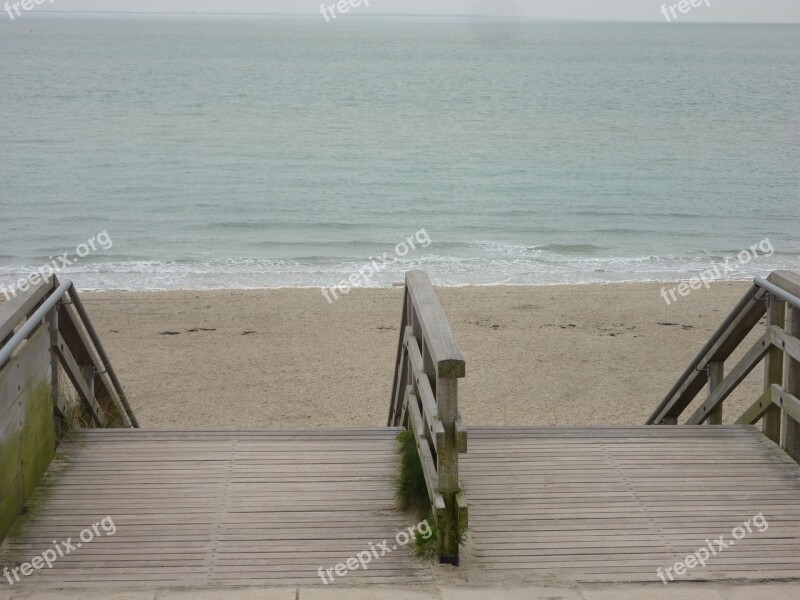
[76,281,765,429]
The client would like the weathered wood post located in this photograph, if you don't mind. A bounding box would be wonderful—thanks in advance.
[707,361,724,425]
[782,302,800,461]
[47,301,65,438]
[763,294,785,443]
[435,364,462,564]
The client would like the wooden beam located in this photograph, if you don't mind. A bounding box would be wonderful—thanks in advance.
[407,395,444,513]
[649,284,766,424]
[47,306,66,424]
[772,384,800,426]
[735,387,774,425]
[435,375,459,563]
[687,332,772,425]
[782,306,800,461]
[762,296,785,443]
[58,301,126,426]
[55,332,105,427]
[405,271,465,379]
[456,487,469,530]
[455,417,468,453]
[405,331,446,448]
[771,325,800,364]
[388,288,409,426]
[707,361,724,425]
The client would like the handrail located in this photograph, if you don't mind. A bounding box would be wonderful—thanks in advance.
[648,271,800,462]
[0,278,73,366]
[388,270,467,565]
[754,276,800,310]
[0,277,138,428]
[0,277,55,345]
[646,282,766,425]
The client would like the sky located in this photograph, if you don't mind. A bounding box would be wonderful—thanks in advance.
[43,1,800,23]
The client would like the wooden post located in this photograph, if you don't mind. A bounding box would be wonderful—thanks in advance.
[763,295,785,443]
[707,361,724,425]
[47,306,64,438]
[436,375,459,564]
[782,306,800,461]
[81,364,96,399]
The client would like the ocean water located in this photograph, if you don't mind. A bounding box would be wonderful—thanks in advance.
[0,15,798,290]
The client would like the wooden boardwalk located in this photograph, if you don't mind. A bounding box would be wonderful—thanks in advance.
[4,425,800,588]
[462,426,800,582]
[3,271,800,589]
[1,429,430,588]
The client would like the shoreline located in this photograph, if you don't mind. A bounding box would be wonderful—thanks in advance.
[63,280,764,429]
[4,276,761,295]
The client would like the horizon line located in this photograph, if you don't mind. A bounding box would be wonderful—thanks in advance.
[17,11,800,25]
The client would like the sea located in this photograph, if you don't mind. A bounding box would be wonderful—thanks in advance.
[1,15,798,291]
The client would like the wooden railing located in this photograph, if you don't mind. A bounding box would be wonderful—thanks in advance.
[388,270,467,565]
[648,270,800,461]
[1,276,136,541]
[0,276,137,432]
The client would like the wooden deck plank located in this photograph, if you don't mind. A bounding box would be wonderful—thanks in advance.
[460,426,800,583]
[0,428,432,590]
[2,425,800,589]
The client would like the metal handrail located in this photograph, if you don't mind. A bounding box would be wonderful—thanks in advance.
[754,276,800,310]
[0,278,73,366]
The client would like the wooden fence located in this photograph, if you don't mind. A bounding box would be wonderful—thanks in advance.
[388,270,467,564]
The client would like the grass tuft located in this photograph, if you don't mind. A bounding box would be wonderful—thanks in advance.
[395,430,430,517]
[395,429,469,561]
[413,520,439,560]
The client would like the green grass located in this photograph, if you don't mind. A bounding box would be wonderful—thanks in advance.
[395,429,469,561]
[395,430,438,559]
[61,401,89,435]
[412,520,439,561]
[395,430,430,516]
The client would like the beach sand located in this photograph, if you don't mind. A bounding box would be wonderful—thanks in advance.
[78,281,765,429]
